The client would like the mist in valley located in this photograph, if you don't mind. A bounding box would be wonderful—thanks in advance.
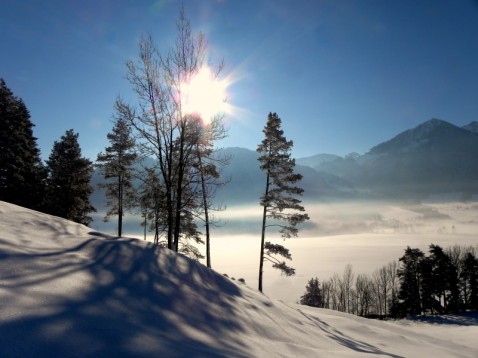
[91,197,478,302]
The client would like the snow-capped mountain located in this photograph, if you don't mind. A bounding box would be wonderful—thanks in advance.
[90,118,478,211]
[213,147,352,204]
[307,119,478,197]
[296,153,341,169]
[369,118,478,155]
[462,121,478,134]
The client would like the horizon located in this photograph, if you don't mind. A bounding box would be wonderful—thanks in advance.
[2,0,478,161]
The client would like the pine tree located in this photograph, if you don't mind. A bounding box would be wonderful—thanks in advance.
[45,129,95,225]
[418,256,437,314]
[96,109,137,237]
[396,247,425,316]
[428,244,460,313]
[300,277,323,307]
[257,112,309,292]
[0,79,45,209]
[461,252,478,309]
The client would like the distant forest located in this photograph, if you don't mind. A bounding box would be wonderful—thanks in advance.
[300,243,478,318]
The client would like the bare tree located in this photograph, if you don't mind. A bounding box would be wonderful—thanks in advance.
[192,117,230,268]
[342,264,355,313]
[387,260,399,315]
[373,266,392,317]
[321,279,333,309]
[331,273,343,312]
[355,273,373,316]
[119,6,225,254]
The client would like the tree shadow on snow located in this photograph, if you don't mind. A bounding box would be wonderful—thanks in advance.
[406,312,478,326]
[296,309,404,358]
[0,234,250,357]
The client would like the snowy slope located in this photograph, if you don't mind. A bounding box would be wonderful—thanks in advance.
[1,201,477,357]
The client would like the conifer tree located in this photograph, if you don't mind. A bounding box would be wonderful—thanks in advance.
[45,129,95,225]
[396,247,425,316]
[96,109,137,237]
[428,244,460,313]
[0,79,45,209]
[300,277,323,307]
[257,112,309,292]
[461,252,478,309]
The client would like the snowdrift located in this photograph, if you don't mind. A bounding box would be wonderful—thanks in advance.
[1,201,477,357]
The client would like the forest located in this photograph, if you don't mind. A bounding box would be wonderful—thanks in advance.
[300,243,478,318]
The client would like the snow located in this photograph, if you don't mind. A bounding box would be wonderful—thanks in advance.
[1,200,478,357]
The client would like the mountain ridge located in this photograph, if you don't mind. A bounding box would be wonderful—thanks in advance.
[91,118,478,213]
[368,118,478,155]
[303,118,478,197]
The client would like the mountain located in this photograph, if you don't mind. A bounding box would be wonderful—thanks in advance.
[296,153,341,169]
[463,121,478,134]
[215,148,353,204]
[346,118,478,196]
[1,200,477,357]
[368,118,476,155]
[314,155,361,179]
[90,118,478,212]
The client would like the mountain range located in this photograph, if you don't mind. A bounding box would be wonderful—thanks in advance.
[216,119,478,202]
[92,118,478,210]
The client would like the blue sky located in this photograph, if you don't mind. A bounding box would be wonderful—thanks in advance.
[2,0,478,160]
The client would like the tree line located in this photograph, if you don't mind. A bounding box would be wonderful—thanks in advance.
[300,244,478,318]
[1,7,309,293]
[0,78,95,225]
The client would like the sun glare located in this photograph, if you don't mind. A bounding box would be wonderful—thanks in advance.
[181,66,230,124]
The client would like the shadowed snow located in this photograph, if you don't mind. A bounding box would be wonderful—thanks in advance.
[1,201,477,357]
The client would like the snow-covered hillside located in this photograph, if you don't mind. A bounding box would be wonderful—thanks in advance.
[1,201,477,357]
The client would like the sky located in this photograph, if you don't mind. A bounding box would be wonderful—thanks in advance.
[2,0,478,161]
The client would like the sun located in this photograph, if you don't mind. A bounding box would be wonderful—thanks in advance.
[181,65,230,124]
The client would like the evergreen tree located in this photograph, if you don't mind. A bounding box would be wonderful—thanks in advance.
[300,277,323,307]
[428,244,460,313]
[461,252,478,309]
[418,256,437,314]
[257,112,309,292]
[96,110,137,237]
[396,247,425,316]
[0,79,45,209]
[45,129,95,225]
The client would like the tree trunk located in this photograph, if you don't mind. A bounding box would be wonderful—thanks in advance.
[143,210,147,240]
[258,172,270,293]
[198,158,212,268]
[166,133,174,250]
[118,176,123,237]
[173,123,186,252]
